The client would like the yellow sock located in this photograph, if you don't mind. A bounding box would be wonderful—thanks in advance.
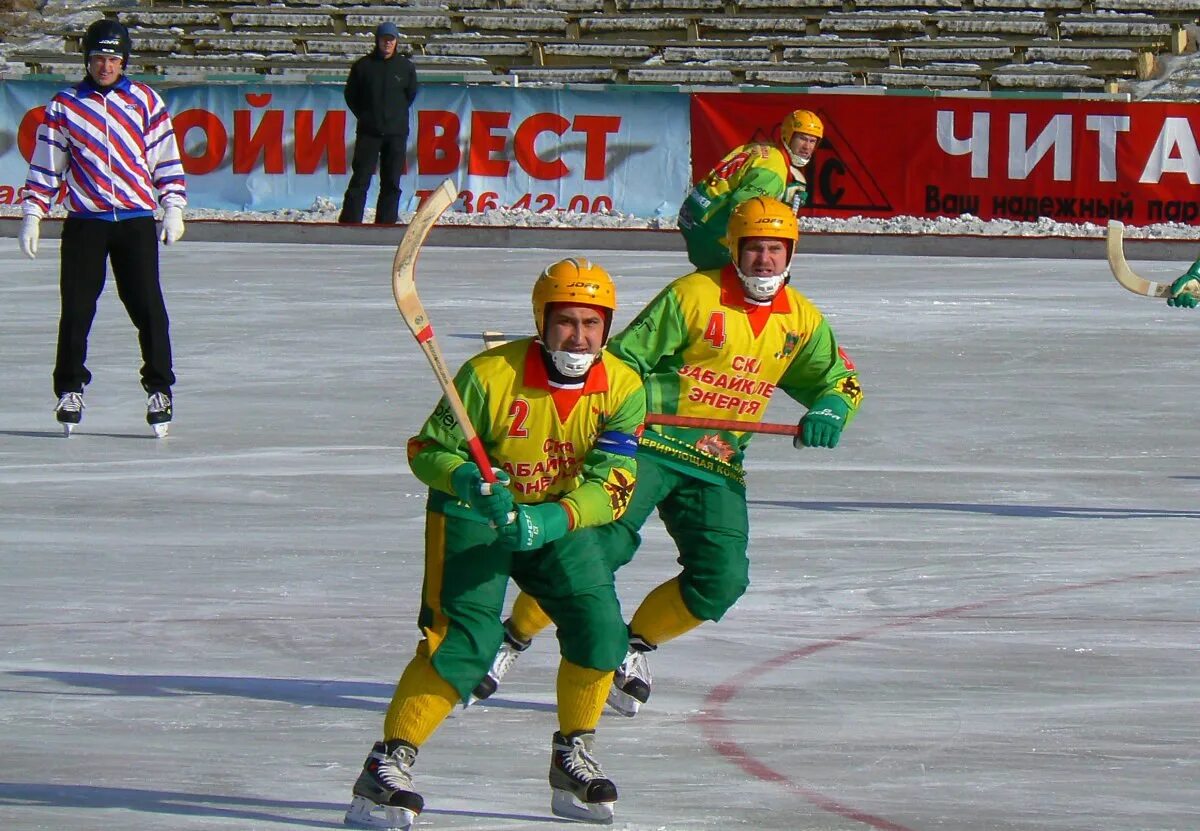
[508,590,553,642]
[383,653,458,747]
[628,576,703,647]
[556,659,612,735]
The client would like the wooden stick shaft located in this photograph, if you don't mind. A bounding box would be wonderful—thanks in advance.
[392,179,498,484]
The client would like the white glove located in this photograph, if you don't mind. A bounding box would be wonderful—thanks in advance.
[19,215,40,259]
[160,205,185,245]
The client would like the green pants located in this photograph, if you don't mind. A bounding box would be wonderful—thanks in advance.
[594,454,750,622]
[420,508,629,702]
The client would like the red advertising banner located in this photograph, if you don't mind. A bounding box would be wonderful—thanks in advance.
[692,92,1200,226]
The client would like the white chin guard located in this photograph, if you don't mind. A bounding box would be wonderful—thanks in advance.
[736,268,788,302]
[550,349,598,377]
[789,150,811,168]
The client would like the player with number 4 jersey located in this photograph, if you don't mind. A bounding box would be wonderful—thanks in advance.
[477,197,862,721]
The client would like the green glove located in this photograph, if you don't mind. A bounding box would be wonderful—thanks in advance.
[1167,262,1200,309]
[796,395,850,449]
[450,462,515,527]
[784,181,809,210]
[495,503,570,551]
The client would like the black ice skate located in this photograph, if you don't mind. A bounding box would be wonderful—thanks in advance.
[606,637,653,717]
[468,618,531,705]
[146,391,172,438]
[343,740,423,831]
[549,730,617,824]
[54,391,84,437]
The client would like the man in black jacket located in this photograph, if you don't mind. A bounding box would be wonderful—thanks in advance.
[338,22,419,224]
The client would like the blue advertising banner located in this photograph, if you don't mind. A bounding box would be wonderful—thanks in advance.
[0,80,690,218]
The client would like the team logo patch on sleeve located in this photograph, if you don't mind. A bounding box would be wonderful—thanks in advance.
[838,376,863,406]
[604,468,636,516]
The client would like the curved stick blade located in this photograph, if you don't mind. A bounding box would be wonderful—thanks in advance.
[392,178,458,321]
[387,179,499,484]
[1106,220,1169,298]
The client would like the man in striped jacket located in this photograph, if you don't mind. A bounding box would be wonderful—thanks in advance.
[19,18,187,438]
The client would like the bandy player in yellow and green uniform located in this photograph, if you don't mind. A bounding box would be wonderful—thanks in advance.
[344,259,646,830]
[679,108,824,271]
[474,195,863,718]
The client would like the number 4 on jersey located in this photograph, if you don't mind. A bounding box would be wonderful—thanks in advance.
[703,312,727,348]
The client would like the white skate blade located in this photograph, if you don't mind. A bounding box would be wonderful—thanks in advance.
[152,422,169,438]
[551,788,615,824]
[605,685,642,718]
[343,796,416,831]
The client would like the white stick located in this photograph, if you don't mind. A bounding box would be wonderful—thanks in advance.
[393,179,500,486]
[1106,220,1199,300]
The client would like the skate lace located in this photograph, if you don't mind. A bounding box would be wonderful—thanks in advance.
[490,641,523,680]
[372,746,416,791]
[147,392,171,414]
[560,738,606,782]
[55,392,84,414]
[619,649,651,686]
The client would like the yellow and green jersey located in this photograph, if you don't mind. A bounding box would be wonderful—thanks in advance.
[608,267,862,488]
[408,338,646,530]
[679,142,804,270]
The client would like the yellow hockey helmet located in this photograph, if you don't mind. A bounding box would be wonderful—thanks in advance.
[781,108,824,143]
[781,109,824,168]
[723,196,799,262]
[532,258,617,340]
[724,197,799,301]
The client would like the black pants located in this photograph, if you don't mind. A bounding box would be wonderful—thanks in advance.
[54,216,174,397]
[338,132,406,224]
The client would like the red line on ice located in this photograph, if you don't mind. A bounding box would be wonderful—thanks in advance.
[693,567,1200,830]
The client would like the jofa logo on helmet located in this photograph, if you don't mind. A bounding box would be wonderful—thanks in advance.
[753,217,786,228]
[97,37,122,50]
[566,281,601,291]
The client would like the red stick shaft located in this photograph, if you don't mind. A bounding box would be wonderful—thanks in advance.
[644,413,798,436]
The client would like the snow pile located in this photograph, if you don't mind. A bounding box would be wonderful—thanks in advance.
[7,199,1198,240]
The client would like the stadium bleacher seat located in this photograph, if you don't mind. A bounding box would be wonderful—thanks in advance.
[7,0,1192,94]
[744,66,863,86]
[698,15,820,39]
[626,65,738,84]
[539,41,657,67]
[577,15,697,42]
[932,11,1050,39]
[617,0,725,10]
[781,39,894,67]
[662,43,777,64]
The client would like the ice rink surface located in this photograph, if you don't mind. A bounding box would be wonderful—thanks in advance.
[2,237,1198,831]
